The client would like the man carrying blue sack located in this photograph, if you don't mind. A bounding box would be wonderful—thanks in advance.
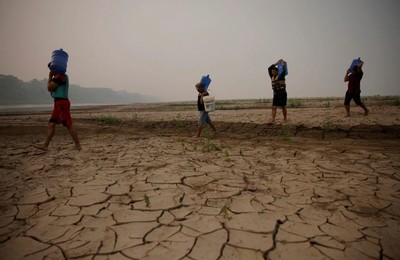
[267,59,288,124]
[344,59,369,117]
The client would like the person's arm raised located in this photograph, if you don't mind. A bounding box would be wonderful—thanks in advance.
[344,71,350,82]
[267,64,275,78]
[357,61,364,73]
[47,71,57,92]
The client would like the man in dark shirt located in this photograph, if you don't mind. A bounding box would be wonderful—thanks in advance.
[344,61,369,116]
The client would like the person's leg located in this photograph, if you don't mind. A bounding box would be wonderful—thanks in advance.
[345,105,351,117]
[344,92,351,117]
[282,92,287,122]
[66,125,81,150]
[33,122,56,151]
[360,103,369,115]
[270,106,277,123]
[196,125,204,138]
[282,106,287,122]
[205,113,216,135]
[62,100,81,149]
[197,111,206,137]
[269,93,278,123]
[209,122,217,132]
[208,121,217,136]
[354,94,369,115]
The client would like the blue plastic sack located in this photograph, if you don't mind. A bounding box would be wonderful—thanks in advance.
[276,60,288,76]
[278,63,288,76]
[348,57,362,72]
[200,75,211,90]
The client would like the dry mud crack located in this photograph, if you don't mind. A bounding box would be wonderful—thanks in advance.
[0,106,400,259]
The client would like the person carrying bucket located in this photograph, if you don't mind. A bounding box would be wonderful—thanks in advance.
[267,59,288,124]
[195,82,217,138]
[33,49,81,151]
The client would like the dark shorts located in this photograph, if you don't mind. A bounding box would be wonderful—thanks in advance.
[198,111,212,126]
[49,99,73,127]
[273,91,287,107]
[344,92,363,106]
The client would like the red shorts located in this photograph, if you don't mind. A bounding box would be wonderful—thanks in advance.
[49,99,73,127]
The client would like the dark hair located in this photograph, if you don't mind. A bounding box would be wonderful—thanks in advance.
[196,82,205,89]
[271,66,278,71]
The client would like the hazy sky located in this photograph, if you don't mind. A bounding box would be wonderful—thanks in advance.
[1,0,399,101]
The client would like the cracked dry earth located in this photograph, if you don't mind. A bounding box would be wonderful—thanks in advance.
[0,108,400,260]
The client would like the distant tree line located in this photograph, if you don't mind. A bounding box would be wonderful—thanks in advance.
[0,74,157,105]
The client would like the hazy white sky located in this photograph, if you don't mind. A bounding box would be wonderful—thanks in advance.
[0,0,399,101]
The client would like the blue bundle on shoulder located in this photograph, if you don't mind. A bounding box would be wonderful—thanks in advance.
[277,60,288,76]
[200,74,212,90]
[348,57,362,72]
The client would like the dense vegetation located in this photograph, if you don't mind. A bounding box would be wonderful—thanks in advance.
[0,74,157,105]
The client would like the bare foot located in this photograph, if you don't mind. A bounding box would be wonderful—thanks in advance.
[74,145,82,150]
[364,109,369,116]
[345,114,350,117]
[267,120,275,125]
[32,144,48,151]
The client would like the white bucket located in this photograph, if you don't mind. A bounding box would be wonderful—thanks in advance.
[203,95,215,112]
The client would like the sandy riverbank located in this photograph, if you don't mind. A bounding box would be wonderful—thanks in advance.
[0,98,399,259]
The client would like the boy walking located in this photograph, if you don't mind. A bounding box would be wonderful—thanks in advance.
[195,82,216,138]
[33,69,81,151]
[344,60,369,116]
[267,60,288,124]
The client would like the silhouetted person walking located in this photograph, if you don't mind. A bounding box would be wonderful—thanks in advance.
[344,60,369,116]
[268,60,288,124]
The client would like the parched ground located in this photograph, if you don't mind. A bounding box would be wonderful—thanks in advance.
[0,98,400,260]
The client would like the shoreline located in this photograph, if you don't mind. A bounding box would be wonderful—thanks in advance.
[1,95,398,113]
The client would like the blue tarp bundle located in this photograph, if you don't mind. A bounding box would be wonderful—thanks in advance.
[348,57,362,72]
[276,60,288,76]
[200,74,212,90]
